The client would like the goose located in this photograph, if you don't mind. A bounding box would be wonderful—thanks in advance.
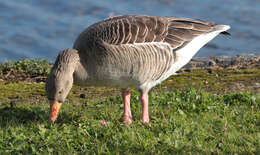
[46,14,230,124]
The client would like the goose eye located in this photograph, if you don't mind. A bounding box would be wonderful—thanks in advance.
[58,90,62,94]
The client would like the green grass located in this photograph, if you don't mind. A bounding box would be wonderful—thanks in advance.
[0,89,259,154]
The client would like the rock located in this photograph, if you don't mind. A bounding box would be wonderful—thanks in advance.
[100,120,108,126]
[207,69,213,74]
[208,60,216,66]
[80,94,86,98]
[10,101,16,108]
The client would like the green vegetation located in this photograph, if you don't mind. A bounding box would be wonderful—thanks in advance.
[0,59,51,82]
[0,59,51,76]
[0,89,259,154]
[0,59,259,154]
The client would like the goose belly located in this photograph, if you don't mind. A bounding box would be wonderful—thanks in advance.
[74,67,140,88]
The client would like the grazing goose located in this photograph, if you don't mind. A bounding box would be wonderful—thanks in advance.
[46,14,230,124]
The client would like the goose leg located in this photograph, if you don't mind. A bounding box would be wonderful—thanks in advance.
[140,92,149,123]
[122,90,132,124]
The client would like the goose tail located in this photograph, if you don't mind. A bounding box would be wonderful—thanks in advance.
[214,25,231,35]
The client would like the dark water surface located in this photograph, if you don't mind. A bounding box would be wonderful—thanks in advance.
[1,0,260,61]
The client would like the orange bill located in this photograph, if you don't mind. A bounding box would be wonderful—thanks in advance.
[49,101,62,123]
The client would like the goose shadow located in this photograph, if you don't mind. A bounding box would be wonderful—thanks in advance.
[0,105,80,127]
[0,106,48,127]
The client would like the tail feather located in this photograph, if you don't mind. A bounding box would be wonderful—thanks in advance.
[221,31,231,36]
[214,24,231,31]
[213,24,231,36]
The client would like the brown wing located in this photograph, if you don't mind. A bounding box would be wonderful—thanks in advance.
[75,15,218,50]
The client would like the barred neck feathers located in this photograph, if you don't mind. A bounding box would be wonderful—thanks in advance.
[52,49,80,75]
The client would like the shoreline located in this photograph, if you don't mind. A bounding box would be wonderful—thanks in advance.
[182,53,260,71]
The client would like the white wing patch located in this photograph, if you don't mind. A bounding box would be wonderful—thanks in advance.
[148,25,231,89]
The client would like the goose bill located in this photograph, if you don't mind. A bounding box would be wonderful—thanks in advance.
[49,101,62,123]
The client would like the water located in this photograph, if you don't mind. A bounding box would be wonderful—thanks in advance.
[1,0,260,62]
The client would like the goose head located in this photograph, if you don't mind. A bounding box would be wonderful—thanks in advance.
[46,49,79,123]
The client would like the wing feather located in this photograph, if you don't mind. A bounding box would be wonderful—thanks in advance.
[74,14,227,51]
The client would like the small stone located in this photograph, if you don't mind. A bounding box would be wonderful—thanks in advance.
[208,60,216,66]
[215,58,220,63]
[100,120,108,126]
[80,94,86,98]
[10,101,16,108]
[184,69,191,72]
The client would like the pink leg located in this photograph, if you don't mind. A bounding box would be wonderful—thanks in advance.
[122,90,132,124]
[140,92,149,123]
